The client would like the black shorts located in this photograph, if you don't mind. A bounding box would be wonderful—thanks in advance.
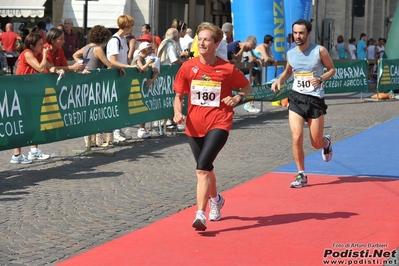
[288,91,327,120]
[187,129,229,171]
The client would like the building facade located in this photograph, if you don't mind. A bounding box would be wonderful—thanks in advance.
[52,0,397,48]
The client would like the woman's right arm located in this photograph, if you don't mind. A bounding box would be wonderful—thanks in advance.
[173,92,185,124]
[25,49,48,73]
[73,47,84,62]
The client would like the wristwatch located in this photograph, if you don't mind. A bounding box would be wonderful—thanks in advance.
[316,76,323,83]
[237,94,245,103]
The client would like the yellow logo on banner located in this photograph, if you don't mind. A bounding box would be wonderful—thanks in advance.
[380,65,391,85]
[128,79,148,114]
[40,88,64,131]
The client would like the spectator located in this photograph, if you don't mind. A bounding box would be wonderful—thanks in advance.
[244,34,276,113]
[62,18,79,62]
[216,22,233,60]
[157,28,186,128]
[357,33,367,59]
[348,38,357,59]
[73,25,125,147]
[376,38,386,59]
[186,28,193,38]
[134,34,160,74]
[157,28,184,65]
[170,19,191,59]
[32,21,47,44]
[287,33,296,51]
[106,14,150,140]
[227,35,257,64]
[171,19,187,39]
[172,22,253,231]
[57,24,64,31]
[335,35,350,59]
[44,17,54,32]
[126,34,137,62]
[0,23,22,52]
[222,22,233,44]
[131,42,159,87]
[180,27,193,52]
[11,33,64,164]
[140,24,161,54]
[45,28,84,73]
[20,28,30,45]
[367,38,377,83]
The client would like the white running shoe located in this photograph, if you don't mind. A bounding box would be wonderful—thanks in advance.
[192,211,207,231]
[137,128,151,139]
[177,124,185,131]
[113,130,126,143]
[28,150,50,160]
[209,194,225,221]
[119,129,132,140]
[290,173,308,188]
[10,154,32,164]
[243,103,260,113]
[322,134,333,162]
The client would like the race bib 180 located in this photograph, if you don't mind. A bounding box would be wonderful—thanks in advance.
[190,80,221,107]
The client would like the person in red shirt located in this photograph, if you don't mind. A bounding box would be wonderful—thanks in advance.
[141,24,161,54]
[11,33,64,164]
[45,28,83,72]
[0,23,22,52]
[173,22,253,231]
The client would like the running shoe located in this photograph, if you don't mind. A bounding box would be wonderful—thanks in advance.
[27,150,50,160]
[10,154,32,164]
[322,134,333,162]
[243,103,260,113]
[137,128,151,139]
[209,194,225,221]
[192,211,207,231]
[290,173,308,188]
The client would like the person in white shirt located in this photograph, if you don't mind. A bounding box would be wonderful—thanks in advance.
[157,28,184,65]
[348,38,357,59]
[179,28,193,52]
[106,15,151,140]
[216,22,233,61]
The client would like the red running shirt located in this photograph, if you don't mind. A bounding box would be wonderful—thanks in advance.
[173,57,249,137]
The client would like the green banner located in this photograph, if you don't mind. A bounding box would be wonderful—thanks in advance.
[377,59,399,92]
[324,60,369,93]
[0,66,179,150]
[249,78,292,101]
[0,59,372,151]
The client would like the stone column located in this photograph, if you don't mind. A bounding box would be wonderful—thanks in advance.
[189,0,196,31]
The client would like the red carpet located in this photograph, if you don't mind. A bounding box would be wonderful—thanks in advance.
[58,173,399,266]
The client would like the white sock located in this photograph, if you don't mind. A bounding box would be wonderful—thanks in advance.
[298,171,306,176]
[30,148,38,153]
[196,210,206,216]
[211,194,220,203]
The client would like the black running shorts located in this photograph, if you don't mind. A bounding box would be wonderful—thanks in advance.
[288,90,327,120]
